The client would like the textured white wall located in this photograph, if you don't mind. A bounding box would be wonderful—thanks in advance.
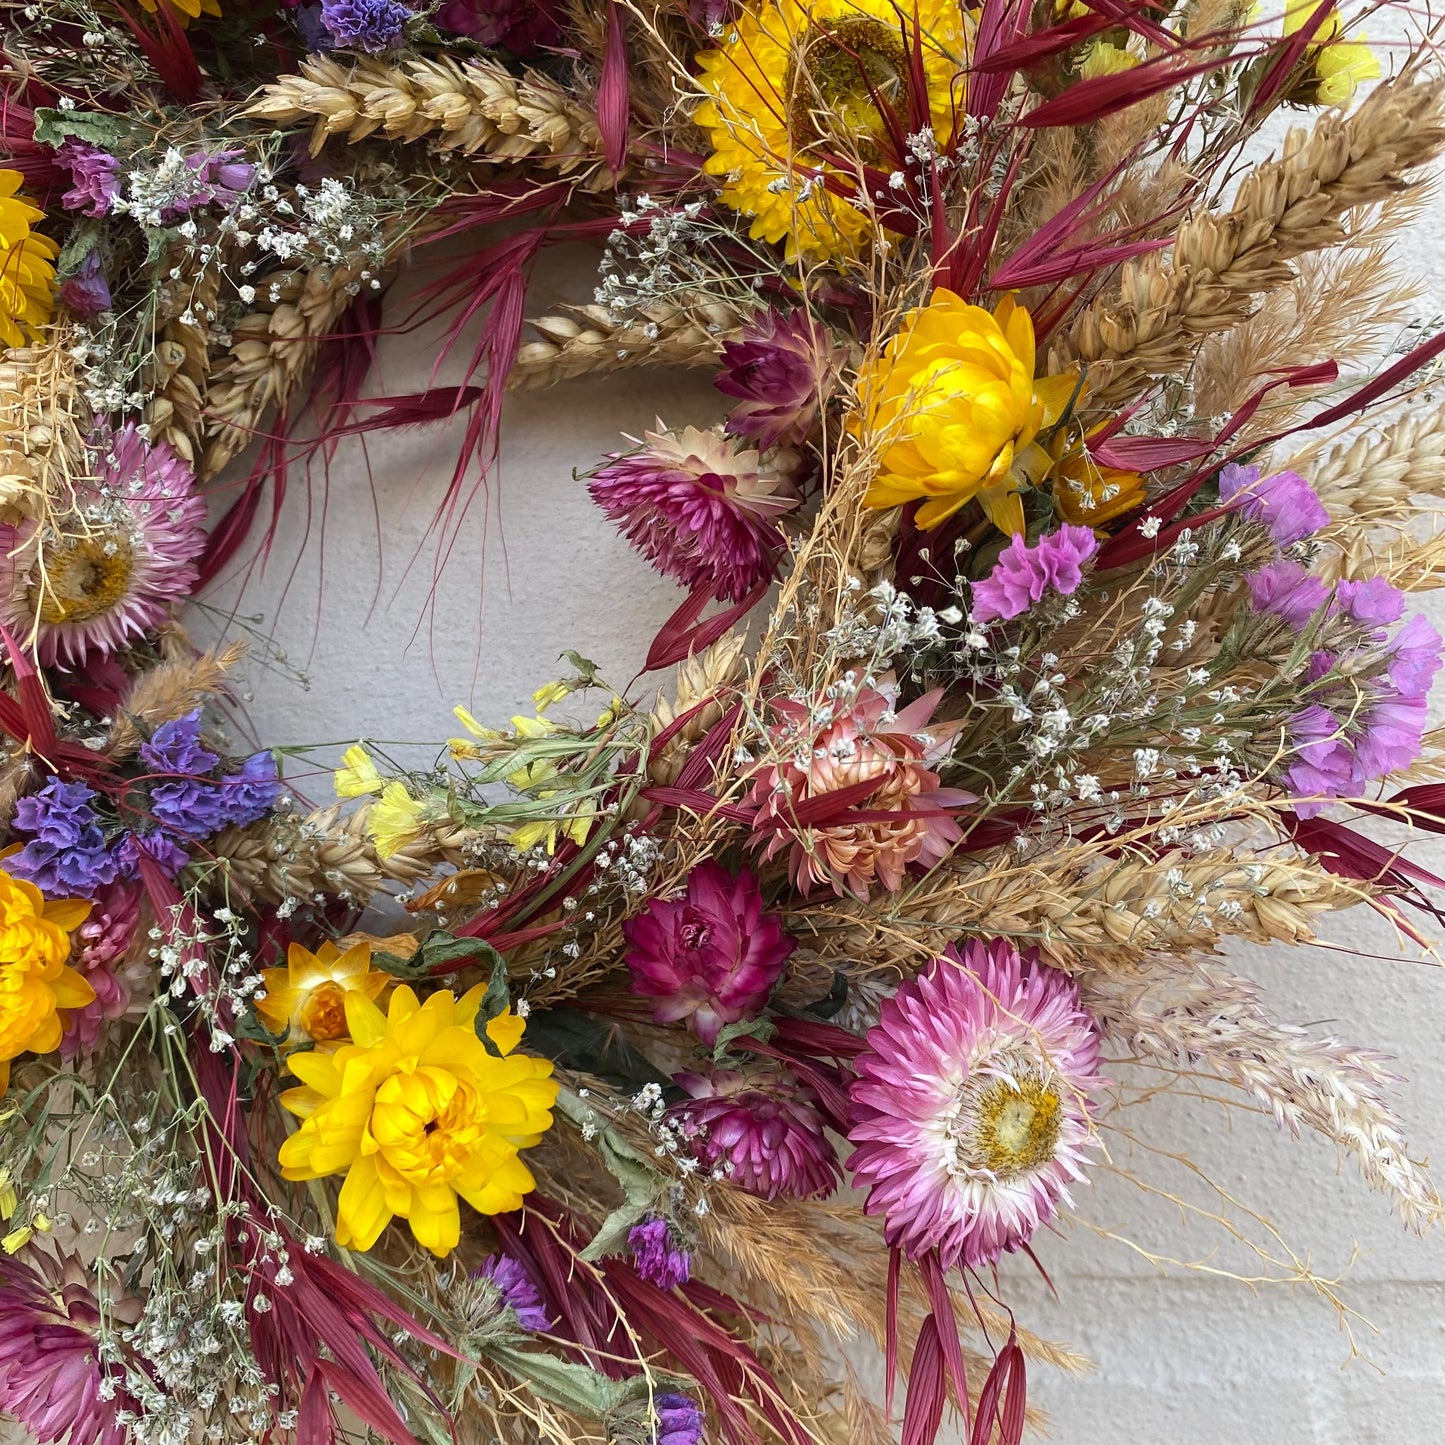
[192,66,1445,1445]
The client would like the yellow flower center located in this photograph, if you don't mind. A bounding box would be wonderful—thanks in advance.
[370,1067,486,1186]
[789,17,909,155]
[952,1065,1063,1179]
[297,981,349,1042]
[31,534,136,625]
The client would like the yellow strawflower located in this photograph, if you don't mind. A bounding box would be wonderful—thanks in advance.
[853,290,1078,533]
[1281,0,1378,106]
[137,0,221,21]
[0,172,57,350]
[1079,40,1138,78]
[0,868,93,1097]
[694,0,970,262]
[1050,431,1146,528]
[334,744,384,798]
[366,781,426,859]
[277,985,557,1256]
[254,940,391,1049]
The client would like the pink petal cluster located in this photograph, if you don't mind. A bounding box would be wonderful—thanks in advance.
[715,310,843,450]
[669,1066,841,1201]
[970,524,1098,624]
[0,1247,141,1445]
[623,861,794,1045]
[748,676,969,899]
[0,423,208,667]
[60,882,147,1059]
[848,938,1104,1271]
[588,425,798,601]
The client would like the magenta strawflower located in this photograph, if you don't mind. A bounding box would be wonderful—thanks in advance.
[589,425,798,601]
[716,311,843,449]
[60,882,146,1059]
[0,1246,141,1445]
[0,423,207,666]
[670,1066,841,1200]
[848,939,1104,1271]
[970,524,1098,624]
[623,861,794,1045]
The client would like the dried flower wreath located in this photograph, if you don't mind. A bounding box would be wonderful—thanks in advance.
[0,0,1442,1441]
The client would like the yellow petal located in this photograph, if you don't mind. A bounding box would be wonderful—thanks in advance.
[41,898,91,932]
[484,1010,526,1057]
[337,1154,393,1252]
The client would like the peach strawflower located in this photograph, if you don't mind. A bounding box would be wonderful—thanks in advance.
[748,675,970,899]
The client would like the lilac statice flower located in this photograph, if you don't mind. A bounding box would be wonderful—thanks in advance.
[628,1217,690,1291]
[1334,575,1405,628]
[1219,463,1328,546]
[58,250,112,319]
[148,778,231,838]
[475,1255,551,1333]
[215,751,282,827]
[1246,559,1331,626]
[971,524,1098,624]
[320,0,411,50]
[56,140,120,216]
[10,778,119,896]
[651,1395,704,1445]
[1388,614,1444,700]
[157,151,257,222]
[140,711,218,775]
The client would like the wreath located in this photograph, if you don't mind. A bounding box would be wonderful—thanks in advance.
[0,0,1441,1442]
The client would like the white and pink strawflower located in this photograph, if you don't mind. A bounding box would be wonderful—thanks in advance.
[0,423,207,666]
[848,939,1104,1271]
[748,675,969,899]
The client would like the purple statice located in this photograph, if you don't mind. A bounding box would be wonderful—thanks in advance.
[1219,463,1328,546]
[140,711,218,776]
[716,311,842,450]
[1246,559,1332,626]
[214,751,282,827]
[58,249,112,319]
[1334,575,1405,628]
[56,140,120,217]
[116,830,190,879]
[628,1217,690,1291]
[475,1255,551,1333]
[10,778,119,896]
[148,778,231,838]
[651,1395,704,1445]
[320,0,411,50]
[433,0,566,54]
[970,524,1098,624]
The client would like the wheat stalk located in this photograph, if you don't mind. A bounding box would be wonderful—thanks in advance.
[1057,75,1445,406]
[508,298,747,390]
[247,53,610,184]
[1293,399,1445,517]
[144,245,223,468]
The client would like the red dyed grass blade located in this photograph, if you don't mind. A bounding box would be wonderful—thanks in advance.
[599,2,631,175]
[1020,50,1241,128]
[645,583,769,672]
[110,0,201,101]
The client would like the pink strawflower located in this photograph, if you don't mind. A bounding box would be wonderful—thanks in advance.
[848,939,1104,1271]
[716,310,843,449]
[670,1066,841,1201]
[0,1246,141,1445]
[60,882,146,1059]
[748,675,970,899]
[970,524,1098,624]
[623,861,793,1045]
[589,425,798,601]
[0,423,207,666]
